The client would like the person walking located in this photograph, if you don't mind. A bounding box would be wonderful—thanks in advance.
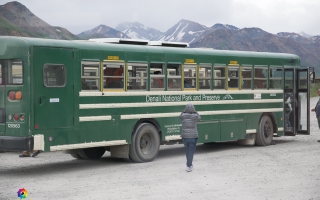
[311,88,320,142]
[180,103,201,172]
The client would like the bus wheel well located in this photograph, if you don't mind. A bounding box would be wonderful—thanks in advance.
[132,118,162,139]
[259,112,277,134]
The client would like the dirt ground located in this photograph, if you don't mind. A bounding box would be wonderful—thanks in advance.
[1,98,320,200]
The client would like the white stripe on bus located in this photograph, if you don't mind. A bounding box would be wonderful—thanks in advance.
[79,116,112,121]
[79,89,283,97]
[50,140,127,151]
[79,99,283,109]
[121,108,283,120]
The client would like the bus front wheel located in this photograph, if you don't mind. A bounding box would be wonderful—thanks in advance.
[256,115,274,146]
[129,123,160,163]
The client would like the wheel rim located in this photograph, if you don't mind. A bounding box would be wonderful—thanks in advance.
[140,132,154,154]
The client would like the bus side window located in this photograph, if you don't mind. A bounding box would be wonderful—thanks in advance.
[270,67,283,89]
[199,65,211,90]
[214,66,226,89]
[103,63,124,90]
[254,66,268,89]
[228,66,239,89]
[150,63,164,90]
[242,66,252,89]
[43,64,66,87]
[127,63,148,91]
[184,65,196,89]
[81,61,100,91]
[167,64,181,90]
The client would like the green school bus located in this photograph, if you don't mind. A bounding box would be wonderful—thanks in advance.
[0,36,310,162]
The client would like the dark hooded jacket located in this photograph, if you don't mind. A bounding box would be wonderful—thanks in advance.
[179,103,201,138]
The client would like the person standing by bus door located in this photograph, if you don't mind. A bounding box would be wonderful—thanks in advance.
[180,103,201,172]
[311,88,320,142]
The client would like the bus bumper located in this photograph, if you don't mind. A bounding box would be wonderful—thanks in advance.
[0,136,34,151]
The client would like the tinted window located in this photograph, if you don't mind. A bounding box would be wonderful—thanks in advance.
[43,64,66,87]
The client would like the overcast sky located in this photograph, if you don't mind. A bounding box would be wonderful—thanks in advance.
[1,0,320,36]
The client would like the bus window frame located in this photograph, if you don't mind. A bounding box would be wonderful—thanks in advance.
[127,62,148,91]
[43,64,66,88]
[199,64,212,90]
[102,61,125,91]
[81,61,100,91]
[167,63,182,91]
[227,65,240,90]
[213,65,226,90]
[150,63,165,91]
[254,65,268,89]
[241,65,253,90]
[183,64,197,90]
[0,59,24,85]
[269,66,283,90]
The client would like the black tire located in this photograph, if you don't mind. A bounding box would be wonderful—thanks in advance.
[78,147,106,159]
[129,123,160,163]
[70,153,83,159]
[256,115,274,146]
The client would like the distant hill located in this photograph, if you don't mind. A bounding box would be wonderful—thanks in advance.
[77,24,129,39]
[191,28,320,72]
[0,1,78,39]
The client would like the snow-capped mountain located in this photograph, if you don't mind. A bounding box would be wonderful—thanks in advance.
[298,31,312,38]
[77,24,129,39]
[157,19,211,43]
[276,32,312,45]
[115,22,163,40]
[310,35,320,44]
[211,23,239,31]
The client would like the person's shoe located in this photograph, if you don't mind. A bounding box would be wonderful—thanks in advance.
[317,140,320,142]
[186,165,193,172]
[32,150,41,157]
[19,154,30,157]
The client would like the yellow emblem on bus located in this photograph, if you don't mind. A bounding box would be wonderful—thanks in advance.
[185,59,195,63]
[107,56,119,60]
[230,60,238,64]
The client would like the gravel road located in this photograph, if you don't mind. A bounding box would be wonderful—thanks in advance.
[1,98,320,200]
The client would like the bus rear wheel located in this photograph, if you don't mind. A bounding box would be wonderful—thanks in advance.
[78,147,106,159]
[256,115,274,146]
[129,123,160,163]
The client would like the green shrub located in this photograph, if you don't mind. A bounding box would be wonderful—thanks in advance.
[310,83,320,97]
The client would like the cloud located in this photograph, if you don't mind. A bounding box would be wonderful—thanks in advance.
[1,0,320,35]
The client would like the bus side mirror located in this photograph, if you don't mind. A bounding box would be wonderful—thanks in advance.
[310,71,315,83]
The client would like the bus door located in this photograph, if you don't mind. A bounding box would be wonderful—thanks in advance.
[33,47,74,129]
[296,68,310,135]
[284,68,310,135]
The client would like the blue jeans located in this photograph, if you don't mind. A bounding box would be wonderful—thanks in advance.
[182,138,197,167]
